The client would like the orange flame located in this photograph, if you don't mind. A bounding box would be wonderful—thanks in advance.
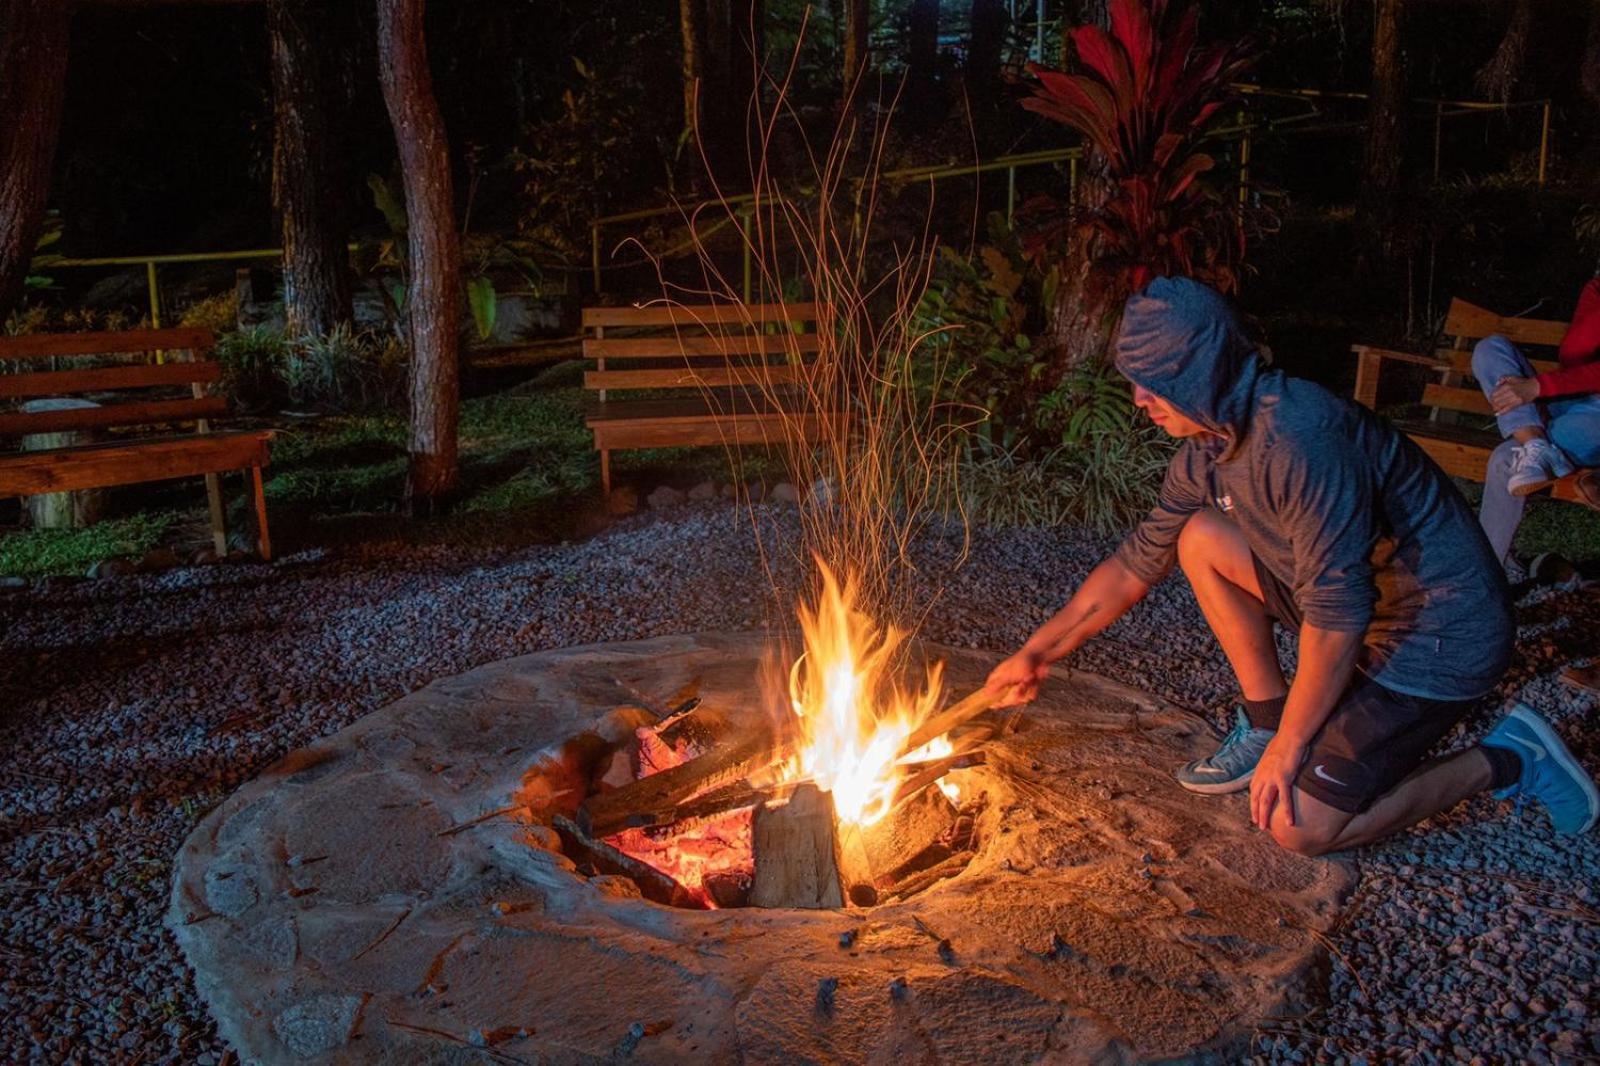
[785,559,949,827]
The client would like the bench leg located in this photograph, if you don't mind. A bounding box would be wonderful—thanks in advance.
[251,464,272,561]
[204,471,227,556]
[600,449,611,497]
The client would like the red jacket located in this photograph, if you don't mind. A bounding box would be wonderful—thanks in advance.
[1537,277,1600,399]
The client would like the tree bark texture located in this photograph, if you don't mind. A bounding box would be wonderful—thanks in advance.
[1582,0,1600,113]
[0,0,72,323]
[1474,0,1533,104]
[680,0,708,140]
[1043,0,1113,373]
[1359,0,1406,257]
[966,0,1007,101]
[377,0,461,510]
[907,0,939,98]
[843,0,870,96]
[270,0,353,339]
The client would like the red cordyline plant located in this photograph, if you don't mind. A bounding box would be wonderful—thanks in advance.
[1020,0,1257,295]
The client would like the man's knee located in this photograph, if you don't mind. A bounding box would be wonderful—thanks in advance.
[1176,509,1230,575]
[1269,819,1340,857]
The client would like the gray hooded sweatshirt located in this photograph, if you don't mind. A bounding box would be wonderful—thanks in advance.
[1113,278,1512,702]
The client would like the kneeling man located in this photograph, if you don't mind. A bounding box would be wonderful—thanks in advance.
[989,278,1599,851]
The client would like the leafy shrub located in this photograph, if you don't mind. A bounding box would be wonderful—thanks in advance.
[284,326,408,412]
[177,291,239,334]
[960,425,1172,536]
[215,327,288,411]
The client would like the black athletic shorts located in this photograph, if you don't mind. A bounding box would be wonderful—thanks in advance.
[1250,554,1476,814]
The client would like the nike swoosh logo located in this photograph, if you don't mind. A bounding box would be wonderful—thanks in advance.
[1501,734,1548,762]
[1191,767,1227,775]
[1313,765,1348,786]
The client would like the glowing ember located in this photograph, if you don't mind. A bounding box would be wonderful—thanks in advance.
[784,560,949,827]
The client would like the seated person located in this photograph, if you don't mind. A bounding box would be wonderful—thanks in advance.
[1472,276,1600,566]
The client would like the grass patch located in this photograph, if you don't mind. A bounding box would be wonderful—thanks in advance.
[0,512,175,577]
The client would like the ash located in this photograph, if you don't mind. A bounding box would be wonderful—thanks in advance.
[0,502,1595,1063]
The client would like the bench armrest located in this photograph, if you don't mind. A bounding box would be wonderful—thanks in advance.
[1349,344,1445,409]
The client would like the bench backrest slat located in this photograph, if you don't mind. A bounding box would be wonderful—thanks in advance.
[0,396,229,437]
[582,302,819,328]
[1419,382,1491,417]
[1440,347,1557,377]
[0,360,220,400]
[1441,298,1567,351]
[0,327,214,360]
[584,365,811,391]
[584,333,823,359]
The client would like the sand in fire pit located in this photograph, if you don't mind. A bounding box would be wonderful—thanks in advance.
[169,633,1353,1063]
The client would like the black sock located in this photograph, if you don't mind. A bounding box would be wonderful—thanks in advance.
[1242,694,1287,731]
[1481,744,1523,791]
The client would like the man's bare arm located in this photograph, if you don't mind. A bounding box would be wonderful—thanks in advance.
[987,557,1151,703]
[1250,623,1364,829]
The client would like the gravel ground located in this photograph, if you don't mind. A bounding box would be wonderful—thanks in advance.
[1,503,1596,1064]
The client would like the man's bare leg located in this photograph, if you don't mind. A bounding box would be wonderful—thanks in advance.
[1268,751,1495,856]
[1177,509,1287,702]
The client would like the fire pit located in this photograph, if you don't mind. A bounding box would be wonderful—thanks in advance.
[170,632,1353,1063]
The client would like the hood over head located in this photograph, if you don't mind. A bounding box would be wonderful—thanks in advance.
[1114,276,1262,455]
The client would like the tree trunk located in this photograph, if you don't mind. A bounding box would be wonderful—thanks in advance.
[843,0,870,95]
[0,0,72,323]
[1582,0,1600,113]
[1358,0,1406,259]
[377,0,461,512]
[680,0,708,140]
[907,0,939,98]
[967,0,1007,101]
[1475,0,1533,103]
[1043,0,1114,373]
[270,0,353,339]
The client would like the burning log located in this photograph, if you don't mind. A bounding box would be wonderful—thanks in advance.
[897,685,1000,762]
[750,784,853,909]
[576,727,784,839]
[552,815,705,909]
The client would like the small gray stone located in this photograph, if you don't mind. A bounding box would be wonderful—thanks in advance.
[769,482,800,504]
[687,481,716,501]
[647,486,685,510]
[271,995,362,1057]
[87,559,137,580]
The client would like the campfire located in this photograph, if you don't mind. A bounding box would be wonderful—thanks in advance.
[540,561,999,911]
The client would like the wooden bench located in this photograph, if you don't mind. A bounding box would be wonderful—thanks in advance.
[581,302,846,495]
[0,327,275,558]
[1351,298,1587,502]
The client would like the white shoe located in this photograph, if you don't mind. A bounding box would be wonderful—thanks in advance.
[1507,438,1575,497]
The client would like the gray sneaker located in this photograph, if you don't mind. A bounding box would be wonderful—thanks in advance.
[1176,708,1276,794]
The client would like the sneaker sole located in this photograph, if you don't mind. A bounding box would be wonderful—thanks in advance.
[1176,767,1255,795]
[1509,705,1600,835]
[1510,476,1562,498]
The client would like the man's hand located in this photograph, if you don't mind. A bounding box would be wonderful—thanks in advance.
[986,648,1051,707]
[1490,375,1540,415]
[1249,735,1308,831]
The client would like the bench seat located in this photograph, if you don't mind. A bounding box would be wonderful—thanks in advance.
[0,430,273,496]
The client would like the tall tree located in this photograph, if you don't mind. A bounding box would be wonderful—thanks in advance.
[1358,0,1406,258]
[1582,0,1600,112]
[1040,0,1111,368]
[907,0,939,99]
[0,0,73,322]
[270,0,353,339]
[377,0,461,512]
[967,0,1008,100]
[680,0,708,140]
[843,0,871,96]
[1475,0,1533,103]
